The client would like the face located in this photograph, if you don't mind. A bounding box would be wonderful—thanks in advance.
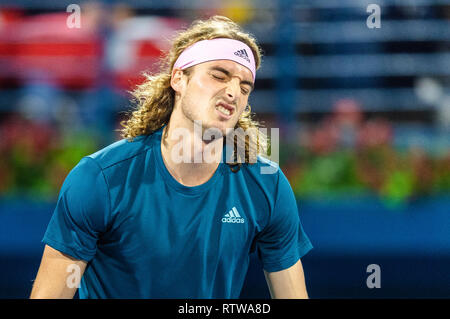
[171,60,254,136]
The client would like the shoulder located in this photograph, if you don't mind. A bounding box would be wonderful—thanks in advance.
[240,156,296,206]
[241,155,283,185]
[231,155,291,207]
[61,130,162,208]
[86,131,161,170]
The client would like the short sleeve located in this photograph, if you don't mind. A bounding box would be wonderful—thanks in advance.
[256,170,313,272]
[42,156,110,262]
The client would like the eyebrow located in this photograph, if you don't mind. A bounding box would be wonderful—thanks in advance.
[209,66,254,90]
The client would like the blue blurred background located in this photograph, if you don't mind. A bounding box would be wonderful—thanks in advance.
[0,0,449,298]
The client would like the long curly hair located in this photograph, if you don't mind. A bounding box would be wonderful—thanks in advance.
[120,16,267,171]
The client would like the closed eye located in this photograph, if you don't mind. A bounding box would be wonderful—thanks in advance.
[212,74,226,81]
[241,88,250,95]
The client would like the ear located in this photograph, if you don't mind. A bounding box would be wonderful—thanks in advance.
[170,68,185,94]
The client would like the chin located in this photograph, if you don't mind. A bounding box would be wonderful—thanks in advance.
[220,120,239,133]
[203,123,226,138]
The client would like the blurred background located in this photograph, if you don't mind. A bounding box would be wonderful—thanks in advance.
[0,0,449,298]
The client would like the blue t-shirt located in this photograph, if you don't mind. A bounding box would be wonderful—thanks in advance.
[42,126,313,298]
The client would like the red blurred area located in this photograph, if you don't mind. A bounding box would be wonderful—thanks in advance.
[0,7,185,90]
[304,98,393,155]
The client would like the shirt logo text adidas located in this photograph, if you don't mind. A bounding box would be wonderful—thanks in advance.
[222,207,245,224]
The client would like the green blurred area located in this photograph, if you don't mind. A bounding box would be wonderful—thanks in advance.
[0,124,99,202]
[280,143,450,207]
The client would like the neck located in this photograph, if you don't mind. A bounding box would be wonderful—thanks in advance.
[160,121,223,187]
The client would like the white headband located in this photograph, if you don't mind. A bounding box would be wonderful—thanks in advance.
[173,38,256,81]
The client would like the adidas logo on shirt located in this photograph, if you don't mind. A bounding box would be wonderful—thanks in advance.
[222,207,245,224]
[234,49,250,63]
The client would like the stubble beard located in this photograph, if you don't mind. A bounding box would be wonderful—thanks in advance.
[180,93,234,142]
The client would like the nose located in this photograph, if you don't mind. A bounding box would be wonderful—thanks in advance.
[224,78,240,102]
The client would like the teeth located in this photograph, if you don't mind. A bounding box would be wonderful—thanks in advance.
[217,105,231,116]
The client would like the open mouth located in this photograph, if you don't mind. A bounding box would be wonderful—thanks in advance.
[215,102,234,117]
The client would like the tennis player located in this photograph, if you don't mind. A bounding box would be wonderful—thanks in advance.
[30,16,313,299]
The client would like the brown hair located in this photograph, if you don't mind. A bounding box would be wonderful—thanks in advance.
[120,15,267,170]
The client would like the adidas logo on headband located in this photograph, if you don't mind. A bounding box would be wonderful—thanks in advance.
[234,49,250,63]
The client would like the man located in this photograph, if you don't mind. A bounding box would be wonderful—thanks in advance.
[30,16,313,299]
